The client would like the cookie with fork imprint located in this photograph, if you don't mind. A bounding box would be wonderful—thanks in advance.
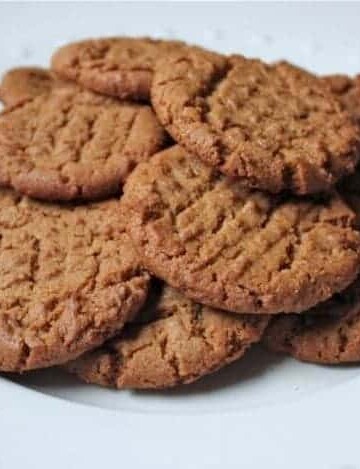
[264,166,360,363]
[65,284,270,389]
[263,275,360,364]
[0,188,150,372]
[51,37,186,101]
[122,145,360,315]
[0,67,56,107]
[0,84,167,201]
[152,51,360,194]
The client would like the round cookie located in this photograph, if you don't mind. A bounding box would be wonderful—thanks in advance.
[322,74,360,124]
[51,37,186,101]
[0,188,150,371]
[0,84,167,201]
[0,67,56,107]
[122,145,360,315]
[263,276,360,364]
[152,52,360,194]
[65,285,270,389]
[264,167,360,363]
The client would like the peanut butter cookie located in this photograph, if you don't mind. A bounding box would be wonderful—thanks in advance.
[51,37,185,101]
[264,166,360,363]
[0,67,55,106]
[66,285,269,389]
[152,52,360,194]
[0,189,149,371]
[263,276,360,363]
[122,146,360,314]
[0,84,166,201]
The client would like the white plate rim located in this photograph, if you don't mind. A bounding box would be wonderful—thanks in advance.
[1,372,360,469]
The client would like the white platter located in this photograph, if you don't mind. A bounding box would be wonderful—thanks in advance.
[0,3,360,468]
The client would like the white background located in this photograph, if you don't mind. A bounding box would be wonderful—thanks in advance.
[1,3,360,469]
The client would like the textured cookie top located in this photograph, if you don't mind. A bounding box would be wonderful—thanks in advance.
[263,276,360,364]
[122,145,360,315]
[339,163,360,229]
[0,67,55,107]
[66,285,269,389]
[152,52,360,194]
[264,166,360,364]
[322,74,360,124]
[51,37,185,101]
[0,85,166,201]
[0,189,150,371]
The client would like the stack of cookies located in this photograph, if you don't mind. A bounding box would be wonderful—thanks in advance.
[1,37,360,389]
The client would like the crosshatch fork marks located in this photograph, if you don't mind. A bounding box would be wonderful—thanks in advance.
[0,85,166,201]
[123,145,360,315]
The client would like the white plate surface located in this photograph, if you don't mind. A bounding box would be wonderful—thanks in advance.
[0,3,360,469]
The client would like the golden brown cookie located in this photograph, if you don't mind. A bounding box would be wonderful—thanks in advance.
[122,145,360,315]
[0,67,56,107]
[0,84,167,201]
[152,51,360,194]
[65,284,269,389]
[322,74,360,124]
[0,188,150,372]
[264,168,360,363]
[263,276,360,364]
[51,37,186,101]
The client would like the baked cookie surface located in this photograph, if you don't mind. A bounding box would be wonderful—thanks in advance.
[0,85,166,201]
[0,189,150,371]
[122,145,360,315]
[322,74,360,124]
[264,167,360,363]
[66,284,269,389]
[51,37,185,101]
[263,276,360,364]
[152,52,360,194]
[0,67,55,107]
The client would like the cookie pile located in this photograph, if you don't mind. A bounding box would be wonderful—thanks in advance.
[1,38,360,389]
